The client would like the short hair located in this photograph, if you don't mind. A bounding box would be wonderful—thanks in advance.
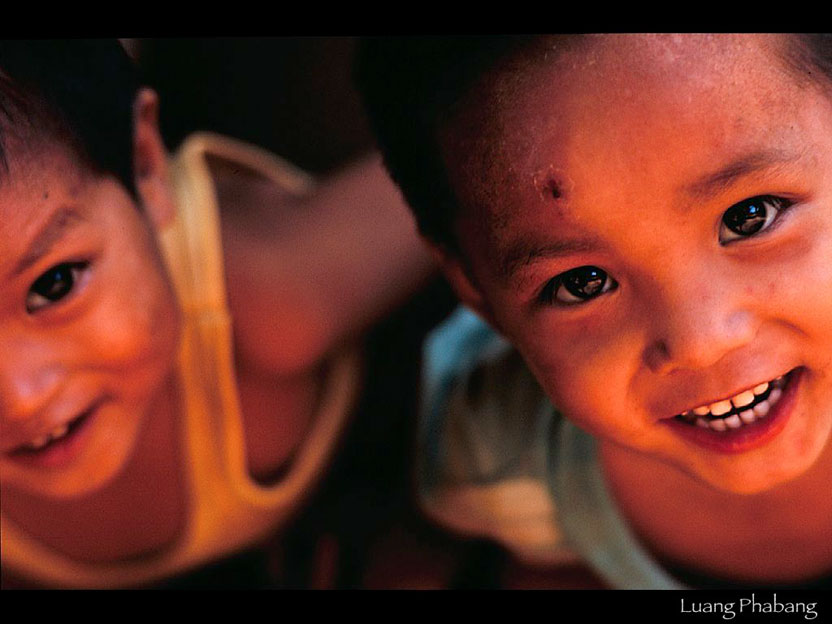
[355,34,832,254]
[355,36,536,254]
[0,39,141,195]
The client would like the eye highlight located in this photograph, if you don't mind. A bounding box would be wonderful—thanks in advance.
[26,262,89,313]
[541,265,617,306]
[719,195,791,244]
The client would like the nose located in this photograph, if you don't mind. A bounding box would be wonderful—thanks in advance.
[0,335,65,422]
[641,269,758,375]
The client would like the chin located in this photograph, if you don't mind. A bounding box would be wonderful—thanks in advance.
[1,402,146,501]
[693,466,805,496]
[683,432,831,496]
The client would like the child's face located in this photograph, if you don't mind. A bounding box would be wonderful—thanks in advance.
[0,144,180,500]
[439,34,832,494]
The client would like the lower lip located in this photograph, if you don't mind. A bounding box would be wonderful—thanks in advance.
[663,368,803,454]
[7,404,100,469]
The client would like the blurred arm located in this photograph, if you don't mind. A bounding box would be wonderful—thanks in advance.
[219,152,437,374]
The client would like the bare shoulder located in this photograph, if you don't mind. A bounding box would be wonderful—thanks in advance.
[212,151,434,377]
[211,154,333,375]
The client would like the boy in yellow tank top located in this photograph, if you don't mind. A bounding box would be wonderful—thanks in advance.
[0,40,434,588]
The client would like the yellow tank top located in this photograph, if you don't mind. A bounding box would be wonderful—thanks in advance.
[0,133,361,588]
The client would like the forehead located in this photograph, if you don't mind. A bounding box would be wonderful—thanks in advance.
[439,34,818,263]
[0,143,88,224]
[0,144,105,282]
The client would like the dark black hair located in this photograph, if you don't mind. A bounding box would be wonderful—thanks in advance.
[356,34,832,254]
[355,36,536,253]
[0,39,141,195]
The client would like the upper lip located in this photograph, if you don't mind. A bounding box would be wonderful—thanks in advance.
[655,370,791,421]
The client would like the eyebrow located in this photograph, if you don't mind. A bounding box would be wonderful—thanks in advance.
[498,236,602,285]
[497,148,805,286]
[682,149,804,200]
[13,205,87,277]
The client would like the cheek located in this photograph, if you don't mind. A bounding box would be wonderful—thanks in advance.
[508,315,642,435]
[758,224,832,349]
[80,247,180,382]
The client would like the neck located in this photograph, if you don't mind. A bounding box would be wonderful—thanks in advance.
[599,437,832,587]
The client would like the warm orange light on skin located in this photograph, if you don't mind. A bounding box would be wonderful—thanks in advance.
[0,133,181,500]
[436,34,832,495]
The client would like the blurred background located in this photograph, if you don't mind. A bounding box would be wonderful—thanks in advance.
[129,38,373,173]
[125,37,463,589]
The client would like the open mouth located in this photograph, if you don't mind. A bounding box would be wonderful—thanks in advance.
[674,373,788,432]
[9,403,98,463]
[664,368,802,453]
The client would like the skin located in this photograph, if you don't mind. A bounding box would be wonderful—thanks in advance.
[0,89,435,570]
[0,93,186,561]
[435,34,832,583]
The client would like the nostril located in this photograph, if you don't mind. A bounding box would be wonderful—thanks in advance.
[643,339,672,374]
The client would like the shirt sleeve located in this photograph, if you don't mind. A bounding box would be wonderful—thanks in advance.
[417,307,577,565]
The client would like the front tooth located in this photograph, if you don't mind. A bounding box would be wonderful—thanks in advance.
[752,382,769,395]
[731,390,755,409]
[709,418,728,432]
[692,406,711,416]
[29,435,50,449]
[739,410,756,425]
[768,387,783,405]
[696,418,710,428]
[709,400,732,417]
[724,414,742,429]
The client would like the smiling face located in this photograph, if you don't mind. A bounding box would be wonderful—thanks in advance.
[0,135,180,500]
[438,34,832,494]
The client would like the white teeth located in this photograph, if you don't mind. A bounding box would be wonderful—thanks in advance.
[739,410,756,425]
[709,418,727,432]
[753,382,769,395]
[710,400,732,417]
[724,414,742,430]
[753,400,770,418]
[678,372,790,432]
[23,422,72,452]
[683,374,785,420]
[731,390,755,409]
[29,435,50,450]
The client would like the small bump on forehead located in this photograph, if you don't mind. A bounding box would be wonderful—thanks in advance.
[534,171,562,200]
[441,33,829,265]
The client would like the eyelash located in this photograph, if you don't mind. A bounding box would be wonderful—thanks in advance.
[539,266,617,306]
[718,194,793,244]
[538,194,794,308]
[26,261,90,314]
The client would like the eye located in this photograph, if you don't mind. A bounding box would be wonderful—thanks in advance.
[719,195,791,244]
[26,262,89,313]
[541,265,617,306]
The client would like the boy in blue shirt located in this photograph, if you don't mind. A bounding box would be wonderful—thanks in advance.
[357,34,832,588]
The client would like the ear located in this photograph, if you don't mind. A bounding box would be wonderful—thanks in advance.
[425,239,502,331]
[132,88,175,229]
